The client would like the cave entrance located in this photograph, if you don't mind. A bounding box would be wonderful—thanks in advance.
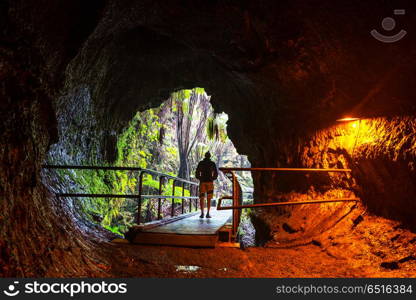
[113,87,253,233]
[44,87,253,237]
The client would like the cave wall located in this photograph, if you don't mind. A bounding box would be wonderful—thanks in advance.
[59,0,416,172]
[2,0,416,276]
[310,117,416,228]
[1,0,109,276]
[254,116,416,244]
[0,46,60,276]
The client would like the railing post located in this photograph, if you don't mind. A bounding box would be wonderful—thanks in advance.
[158,176,165,220]
[190,185,193,211]
[195,184,198,211]
[171,179,176,217]
[137,171,145,225]
[231,171,239,236]
[192,184,197,211]
[189,184,192,212]
[181,182,185,214]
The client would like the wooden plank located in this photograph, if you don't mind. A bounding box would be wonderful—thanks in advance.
[133,211,200,231]
[130,208,232,247]
[132,232,218,247]
[216,242,240,248]
[144,208,232,235]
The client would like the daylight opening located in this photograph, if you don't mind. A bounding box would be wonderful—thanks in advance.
[46,88,252,236]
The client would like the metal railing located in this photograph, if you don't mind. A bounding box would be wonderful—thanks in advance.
[217,167,360,237]
[42,165,199,224]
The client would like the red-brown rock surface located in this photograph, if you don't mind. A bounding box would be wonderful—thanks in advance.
[2,0,416,276]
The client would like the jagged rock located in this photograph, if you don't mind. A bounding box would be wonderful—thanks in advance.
[391,234,401,242]
[111,238,129,244]
[380,261,400,270]
[352,215,364,228]
[398,255,416,264]
[91,213,103,223]
[3,0,416,276]
[311,240,322,247]
[373,251,386,258]
[282,223,299,234]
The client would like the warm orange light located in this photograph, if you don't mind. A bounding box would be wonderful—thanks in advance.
[332,118,376,155]
[336,117,360,122]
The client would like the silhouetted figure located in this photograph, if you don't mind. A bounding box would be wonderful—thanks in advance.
[195,152,218,218]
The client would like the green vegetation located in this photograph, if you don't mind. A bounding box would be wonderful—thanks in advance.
[61,88,252,235]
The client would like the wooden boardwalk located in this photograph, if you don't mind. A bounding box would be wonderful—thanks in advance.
[131,208,232,247]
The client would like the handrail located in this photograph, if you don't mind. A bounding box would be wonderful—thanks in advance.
[217,167,358,238]
[219,167,352,172]
[55,193,199,200]
[217,197,359,209]
[43,164,198,185]
[42,164,199,224]
[42,164,143,171]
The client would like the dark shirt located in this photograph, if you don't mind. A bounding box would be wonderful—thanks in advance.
[195,158,218,182]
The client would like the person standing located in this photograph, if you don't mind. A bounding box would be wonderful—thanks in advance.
[195,152,218,218]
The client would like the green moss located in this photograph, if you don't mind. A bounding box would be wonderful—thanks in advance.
[103,225,124,236]
[54,87,251,235]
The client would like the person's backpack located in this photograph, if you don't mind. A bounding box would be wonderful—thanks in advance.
[210,161,218,180]
[196,159,218,182]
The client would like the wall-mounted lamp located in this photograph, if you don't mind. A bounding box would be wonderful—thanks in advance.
[336,117,362,160]
[336,117,360,122]
[336,117,361,129]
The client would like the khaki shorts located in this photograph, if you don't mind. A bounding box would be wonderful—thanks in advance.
[199,182,214,197]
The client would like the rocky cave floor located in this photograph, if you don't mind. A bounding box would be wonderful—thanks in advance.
[88,210,416,278]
